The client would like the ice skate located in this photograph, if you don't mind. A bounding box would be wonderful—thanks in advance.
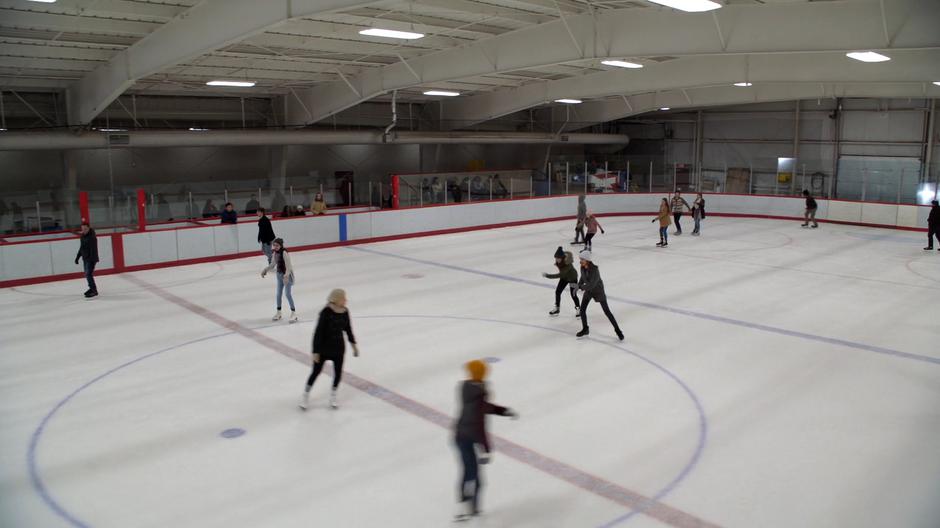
[801,223,808,227]
[616,329,624,341]
[85,290,98,298]
[925,246,934,251]
[298,391,309,410]
[549,306,560,316]
[656,241,664,247]
[811,224,818,228]
[329,389,338,409]
[574,306,580,317]
[289,310,298,323]
[576,327,589,338]
[271,310,282,321]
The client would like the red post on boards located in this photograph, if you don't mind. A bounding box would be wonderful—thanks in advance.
[78,191,90,224]
[391,174,400,209]
[136,189,147,231]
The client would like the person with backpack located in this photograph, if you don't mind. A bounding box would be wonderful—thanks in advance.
[802,190,819,228]
[257,208,276,264]
[691,193,706,236]
[74,221,99,298]
[543,246,580,317]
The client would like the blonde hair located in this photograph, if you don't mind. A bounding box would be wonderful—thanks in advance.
[327,288,346,304]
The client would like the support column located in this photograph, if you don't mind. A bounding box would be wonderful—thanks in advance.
[391,175,400,209]
[79,191,89,224]
[136,189,146,231]
[268,145,288,212]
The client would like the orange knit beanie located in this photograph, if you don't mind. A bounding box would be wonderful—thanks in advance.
[466,359,487,382]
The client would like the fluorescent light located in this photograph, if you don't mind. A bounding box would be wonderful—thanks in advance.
[423,90,460,97]
[647,0,721,13]
[99,128,127,132]
[555,99,582,104]
[28,0,57,3]
[206,80,256,87]
[188,127,209,131]
[601,60,643,69]
[733,82,753,87]
[359,28,424,40]
[933,81,940,86]
[846,51,890,63]
[659,107,671,111]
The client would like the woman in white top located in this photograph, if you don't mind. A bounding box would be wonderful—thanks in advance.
[261,237,297,322]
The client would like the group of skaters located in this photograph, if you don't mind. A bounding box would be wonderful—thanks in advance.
[653,190,706,247]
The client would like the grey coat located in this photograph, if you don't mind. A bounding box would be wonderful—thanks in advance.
[578,263,606,301]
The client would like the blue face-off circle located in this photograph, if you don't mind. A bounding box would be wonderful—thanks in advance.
[220,428,245,439]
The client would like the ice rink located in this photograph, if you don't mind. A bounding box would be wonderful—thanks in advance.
[2,215,939,528]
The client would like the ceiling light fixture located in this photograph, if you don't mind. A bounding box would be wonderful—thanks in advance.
[423,90,460,97]
[207,80,256,87]
[189,127,209,131]
[733,82,753,87]
[359,28,424,40]
[601,60,643,69]
[555,99,582,104]
[846,51,891,63]
[646,0,721,13]
[99,128,127,132]
[933,81,940,86]
[28,0,58,3]
[659,107,671,111]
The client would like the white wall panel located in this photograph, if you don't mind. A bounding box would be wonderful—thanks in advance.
[50,236,113,275]
[177,228,215,260]
[123,233,152,267]
[346,213,374,240]
[2,243,53,280]
[213,225,239,256]
[237,222,260,254]
[150,230,179,263]
[370,211,405,238]
[828,200,863,223]
[860,203,899,226]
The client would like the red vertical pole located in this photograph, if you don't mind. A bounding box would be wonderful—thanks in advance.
[78,191,90,223]
[391,174,400,209]
[136,189,146,231]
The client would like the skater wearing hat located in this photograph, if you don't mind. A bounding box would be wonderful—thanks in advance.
[261,237,296,322]
[454,359,517,521]
[577,250,623,340]
[543,246,580,317]
[300,289,359,410]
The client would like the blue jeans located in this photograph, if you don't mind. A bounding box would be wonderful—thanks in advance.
[456,438,481,514]
[83,260,97,291]
[659,226,668,243]
[276,272,295,311]
[693,215,701,234]
[261,243,272,264]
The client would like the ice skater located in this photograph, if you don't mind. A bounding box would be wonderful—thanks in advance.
[576,250,623,340]
[257,207,275,264]
[583,212,604,251]
[653,198,671,247]
[925,199,940,251]
[543,246,580,317]
[300,289,359,410]
[802,190,819,228]
[261,237,297,322]
[74,221,99,298]
[691,193,705,236]
[572,194,587,245]
[671,190,691,235]
[454,359,517,521]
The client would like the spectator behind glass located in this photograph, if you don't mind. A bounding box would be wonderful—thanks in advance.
[220,202,238,224]
[202,199,218,218]
[311,192,328,215]
[245,194,260,215]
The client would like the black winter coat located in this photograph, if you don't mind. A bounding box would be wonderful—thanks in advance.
[928,205,940,227]
[257,215,275,244]
[578,263,607,301]
[76,229,99,264]
[220,209,238,224]
[312,306,356,358]
[454,380,510,452]
[806,196,818,209]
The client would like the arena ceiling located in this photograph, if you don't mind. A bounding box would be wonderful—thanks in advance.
[0,0,938,129]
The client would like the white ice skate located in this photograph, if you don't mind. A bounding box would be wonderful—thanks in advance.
[298,391,309,410]
[272,310,282,321]
[289,311,298,323]
[330,389,338,409]
[549,306,560,316]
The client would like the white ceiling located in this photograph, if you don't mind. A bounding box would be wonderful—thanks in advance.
[0,0,937,128]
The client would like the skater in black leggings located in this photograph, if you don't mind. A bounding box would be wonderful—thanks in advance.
[671,191,691,235]
[576,250,623,341]
[543,246,580,316]
[454,360,517,521]
[300,288,359,410]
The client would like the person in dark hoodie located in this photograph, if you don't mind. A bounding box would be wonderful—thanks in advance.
[74,221,99,298]
[454,359,517,522]
[299,288,359,410]
[577,250,623,340]
[801,190,819,228]
[691,193,705,236]
[571,194,587,245]
[543,246,580,317]
[257,207,276,263]
[925,199,940,251]
[220,202,238,224]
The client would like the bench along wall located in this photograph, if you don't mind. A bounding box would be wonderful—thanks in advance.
[1,193,931,287]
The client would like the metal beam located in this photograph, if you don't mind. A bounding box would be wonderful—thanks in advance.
[285,0,940,125]
[65,0,387,125]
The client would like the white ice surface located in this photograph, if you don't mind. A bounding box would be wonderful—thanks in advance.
[1,217,939,528]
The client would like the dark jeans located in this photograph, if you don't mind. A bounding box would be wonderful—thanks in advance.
[929,226,939,247]
[575,224,584,243]
[692,215,702,234]
[456,438,481,514]
[554,279,580,309]
[83,260,97,292]
[580,292,621,333]
[659,226,668,243]
[584,232,595,249]
[673,212,683,233]
[305,353,345,389]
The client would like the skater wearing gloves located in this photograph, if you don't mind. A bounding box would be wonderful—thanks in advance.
[926,200,940,251]
[691,193,706,236]
[543,246,580,317]
[261,238,297,323]
[583,212,604,251]
[74,221,99,298]
[671,190,691,235]
[454,359,517,522]
[257,208,276,264]
[572,194,587,245]
[653,198,671,247]
[802,190,819,228]
[300,289,358,410]
[576,251,624,341]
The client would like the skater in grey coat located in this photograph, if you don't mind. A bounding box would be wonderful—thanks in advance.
[577,250,623,340]
[572,194,587,245]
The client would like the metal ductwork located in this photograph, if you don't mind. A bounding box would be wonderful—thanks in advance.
[0,130,629,150]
